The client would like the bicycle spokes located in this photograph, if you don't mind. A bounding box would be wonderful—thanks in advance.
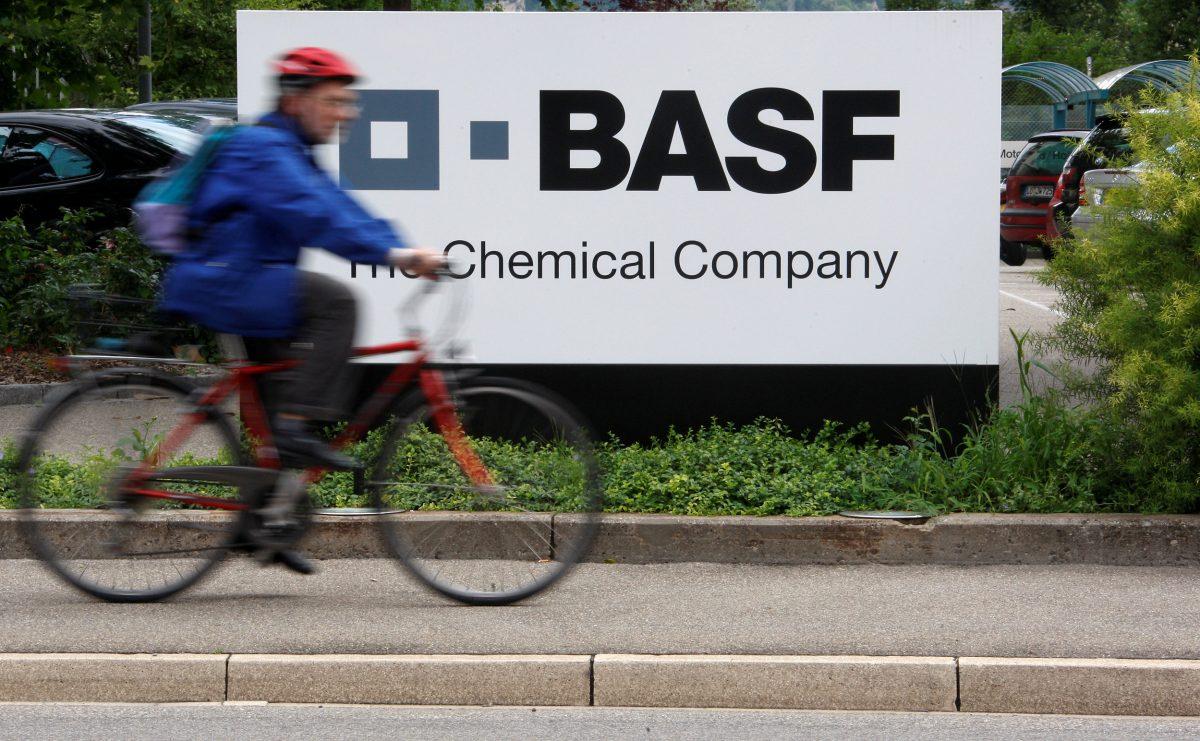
[372,382,602,605]
[18,377,247,602]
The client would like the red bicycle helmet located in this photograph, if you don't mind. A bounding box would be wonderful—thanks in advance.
[274,47,361,88]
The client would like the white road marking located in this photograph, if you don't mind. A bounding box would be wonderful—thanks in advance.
[1000,289,1063,317]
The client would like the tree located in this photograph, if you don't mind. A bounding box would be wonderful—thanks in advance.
[1007,0,1125,34]
[1002,16,1131,73]
[582,0,753,10]
[0,0,380,111]
[1133,0,1200,60]
[885,0,998,9]
[0,1,142,110]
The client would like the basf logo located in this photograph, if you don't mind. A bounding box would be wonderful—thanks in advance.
[342,87,899,195]
[237,11,1000,370]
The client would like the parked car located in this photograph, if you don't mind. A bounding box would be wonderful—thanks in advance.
[1045,116,1134,247]
[1070,143,1177,236]
[1000,130,1089,265]
[999,181,1026,265]
[125,98,237,123]
[1069,165,1141,235]
[0,109,203,225]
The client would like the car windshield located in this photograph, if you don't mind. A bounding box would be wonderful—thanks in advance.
[101,113,204,154]
[1009,138,1077,177]
[1069,128,1133,171]
[1090,128,1133,163]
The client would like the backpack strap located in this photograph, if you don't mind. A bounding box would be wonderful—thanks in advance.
[184,123,263,243]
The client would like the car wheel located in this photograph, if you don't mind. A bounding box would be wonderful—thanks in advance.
[1039,242,1055,260]
[1000,238,1026,266]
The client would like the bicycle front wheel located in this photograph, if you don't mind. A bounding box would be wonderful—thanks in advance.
[14,370,247,602]
[371,377,602,605]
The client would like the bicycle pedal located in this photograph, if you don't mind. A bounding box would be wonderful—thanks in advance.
[180,387,222,418]
[257,520,302,542]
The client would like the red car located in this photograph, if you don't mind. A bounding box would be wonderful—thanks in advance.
[1000,130,1088,265]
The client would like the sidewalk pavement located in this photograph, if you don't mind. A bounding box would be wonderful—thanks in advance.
[2,558,1200,714]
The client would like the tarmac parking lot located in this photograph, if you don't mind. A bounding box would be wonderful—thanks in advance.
[998,257,1066,407]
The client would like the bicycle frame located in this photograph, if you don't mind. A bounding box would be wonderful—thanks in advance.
[125,336,492,512]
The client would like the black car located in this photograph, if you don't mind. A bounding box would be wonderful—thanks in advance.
[0,109,204,225]
[126,98,237,122]
[1045,115,1134,243]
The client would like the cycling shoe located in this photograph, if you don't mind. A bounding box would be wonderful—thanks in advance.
[271,549,317,575]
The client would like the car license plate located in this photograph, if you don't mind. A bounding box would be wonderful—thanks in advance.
[1023,184,1054,199]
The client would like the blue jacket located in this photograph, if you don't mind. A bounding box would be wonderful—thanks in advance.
[160,112,405,337]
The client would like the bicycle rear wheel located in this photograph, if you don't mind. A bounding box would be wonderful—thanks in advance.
[14,370,248,602]
[370,377,602,605]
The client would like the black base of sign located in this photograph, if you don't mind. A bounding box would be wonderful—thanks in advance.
[356,363,999,445]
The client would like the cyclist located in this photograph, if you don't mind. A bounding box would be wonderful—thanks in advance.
[162,47,443,469]
[160,48,443,572]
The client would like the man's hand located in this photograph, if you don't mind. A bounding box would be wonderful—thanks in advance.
[389,247,447,277]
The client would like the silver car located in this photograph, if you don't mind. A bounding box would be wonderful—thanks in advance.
[1070,163,1143,235]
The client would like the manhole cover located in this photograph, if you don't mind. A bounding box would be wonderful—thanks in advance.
[314,508,380,516]
[838,510,933,523]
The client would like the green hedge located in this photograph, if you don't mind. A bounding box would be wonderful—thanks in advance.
[0,210,165,352]
[1042,60,1200,504]
[1,398,1189,514]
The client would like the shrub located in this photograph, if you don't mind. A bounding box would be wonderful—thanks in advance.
[598,419,906,516]
[1042,58,1200,505]
[0,401,1187,514]
[0,210,165,352]
[892,397,1140,513]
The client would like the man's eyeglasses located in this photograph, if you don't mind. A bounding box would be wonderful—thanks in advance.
[313,96,360,114]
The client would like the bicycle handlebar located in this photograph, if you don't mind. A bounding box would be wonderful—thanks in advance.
[397,260,470,356]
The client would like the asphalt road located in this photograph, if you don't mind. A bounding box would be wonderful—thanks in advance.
[3,559,1200,659]
[2,704,1199,740]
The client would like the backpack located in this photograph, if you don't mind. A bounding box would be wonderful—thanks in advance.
[133,123,241,256]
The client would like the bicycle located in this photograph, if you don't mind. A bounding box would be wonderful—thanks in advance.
[15,273,603,605]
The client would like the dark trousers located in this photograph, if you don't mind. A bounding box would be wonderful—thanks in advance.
[244,271,357,422]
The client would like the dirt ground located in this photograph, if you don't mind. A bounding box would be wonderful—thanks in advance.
[0,349,70,385]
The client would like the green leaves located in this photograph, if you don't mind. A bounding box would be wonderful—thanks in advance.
[1,1,139,109]
[0,0,379,111]
[0,209,167,352]
[1002,15,1132,73]
[1042,58,1200,508]
[1,397,1192,514]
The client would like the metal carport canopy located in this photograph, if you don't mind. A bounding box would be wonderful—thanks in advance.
[1003,61,1107,130]
[1095,59,1193,93]
[1003,61,1107,106]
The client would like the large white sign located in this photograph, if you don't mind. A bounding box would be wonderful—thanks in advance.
[237,10,1000,365]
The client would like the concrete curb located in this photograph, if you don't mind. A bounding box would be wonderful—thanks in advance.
[3,511,1200,566]
[563,512,1200,566]
[0,377,220,407]
[959,657,1200,716]
[593,654,957,711]
[0,383,57,406]
[0,654,226,703]
[228,655,591,706]
[1,653,1197,715]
